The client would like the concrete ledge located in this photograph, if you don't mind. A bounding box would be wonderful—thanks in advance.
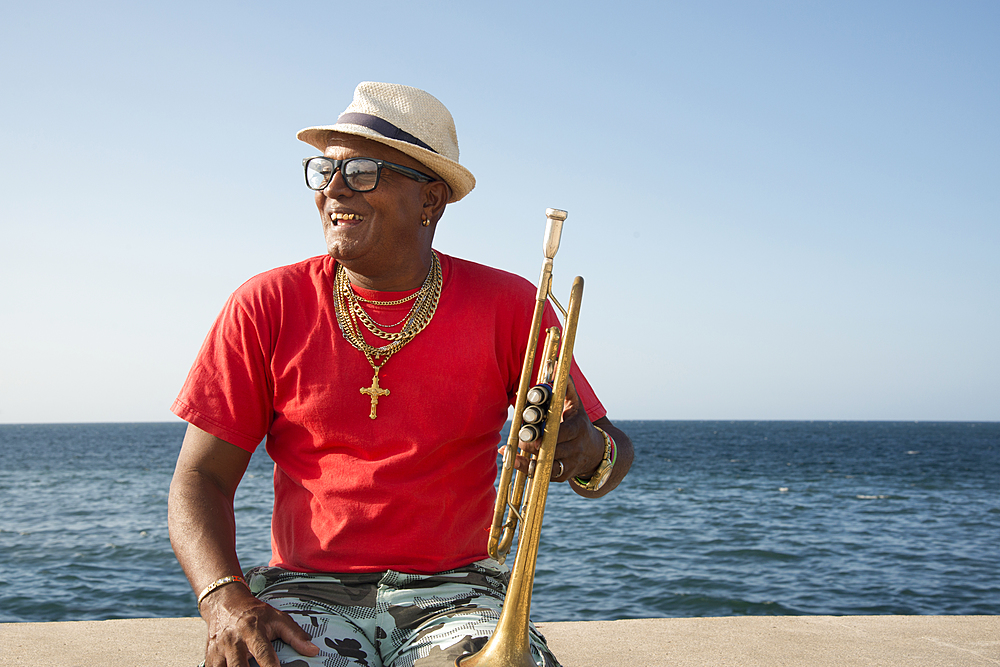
[1,616,997,666]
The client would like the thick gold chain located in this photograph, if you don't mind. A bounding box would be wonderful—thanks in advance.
[351,299,416,331]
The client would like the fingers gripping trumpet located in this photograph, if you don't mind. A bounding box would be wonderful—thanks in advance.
[458,209,584,667]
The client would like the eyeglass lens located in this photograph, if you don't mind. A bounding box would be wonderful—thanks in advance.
[305,157,380,192]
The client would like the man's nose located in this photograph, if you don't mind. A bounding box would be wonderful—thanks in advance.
[323,167,352,196]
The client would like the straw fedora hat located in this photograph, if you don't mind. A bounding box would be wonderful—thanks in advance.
[297,82,476,203]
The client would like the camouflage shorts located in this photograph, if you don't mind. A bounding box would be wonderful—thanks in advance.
[243,559,561,667]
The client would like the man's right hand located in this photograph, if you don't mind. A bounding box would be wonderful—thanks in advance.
[200,582,319,667]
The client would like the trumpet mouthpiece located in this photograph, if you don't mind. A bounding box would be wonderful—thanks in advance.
[543,209,568,260]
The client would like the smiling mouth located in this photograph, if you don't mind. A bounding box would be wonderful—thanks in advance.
[330,212,365,226]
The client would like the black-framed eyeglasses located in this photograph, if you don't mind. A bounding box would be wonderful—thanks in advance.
[302,156,436,192]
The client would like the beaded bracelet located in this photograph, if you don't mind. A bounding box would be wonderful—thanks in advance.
[197,575,247,608]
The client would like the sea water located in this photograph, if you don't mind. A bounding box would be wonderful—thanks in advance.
[1,421,997,623]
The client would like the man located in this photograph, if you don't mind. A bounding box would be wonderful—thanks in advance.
[168,82,633,667]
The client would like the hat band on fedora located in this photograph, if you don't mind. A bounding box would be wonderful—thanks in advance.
[336,112,438,154]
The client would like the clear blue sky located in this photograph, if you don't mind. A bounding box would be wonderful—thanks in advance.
[1,1,997,423]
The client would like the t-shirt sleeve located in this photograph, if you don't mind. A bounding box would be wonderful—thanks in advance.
[569,357,606,423]
[537,303,607,423]
[171,292,273,452]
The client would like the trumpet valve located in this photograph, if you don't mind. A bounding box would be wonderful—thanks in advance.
[519,383,553,441]
[518,423,544,443]
[521,405,545,425]
[525,384,552,406]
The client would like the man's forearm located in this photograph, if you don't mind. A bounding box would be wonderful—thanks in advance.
[167,429,319,665]
[168,470,245,600]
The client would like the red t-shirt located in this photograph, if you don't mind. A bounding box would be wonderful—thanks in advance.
[172,253,605,574]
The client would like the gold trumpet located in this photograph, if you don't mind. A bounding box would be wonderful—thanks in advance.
[459,208,584,667]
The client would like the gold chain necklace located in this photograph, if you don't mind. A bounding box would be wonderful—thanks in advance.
[349,290,422,336]
[333,253,442,419]
[354,291,419,306]
[336,254,441,346]
[352,297,417,330]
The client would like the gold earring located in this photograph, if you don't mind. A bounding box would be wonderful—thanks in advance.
[421,216,431,227]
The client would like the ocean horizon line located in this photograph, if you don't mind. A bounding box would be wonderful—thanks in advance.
[2,418,998,427]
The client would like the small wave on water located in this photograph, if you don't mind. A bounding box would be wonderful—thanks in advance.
[1,420,998,622]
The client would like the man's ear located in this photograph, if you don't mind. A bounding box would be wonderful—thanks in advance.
[422,180,450,223]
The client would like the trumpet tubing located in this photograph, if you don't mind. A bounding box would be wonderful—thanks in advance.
[459,209,584,667]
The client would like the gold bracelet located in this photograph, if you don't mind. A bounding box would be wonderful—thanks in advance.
[572,426,616,492]
[196,575,247,607]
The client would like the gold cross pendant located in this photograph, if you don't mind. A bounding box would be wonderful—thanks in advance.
[360,369,390,419]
